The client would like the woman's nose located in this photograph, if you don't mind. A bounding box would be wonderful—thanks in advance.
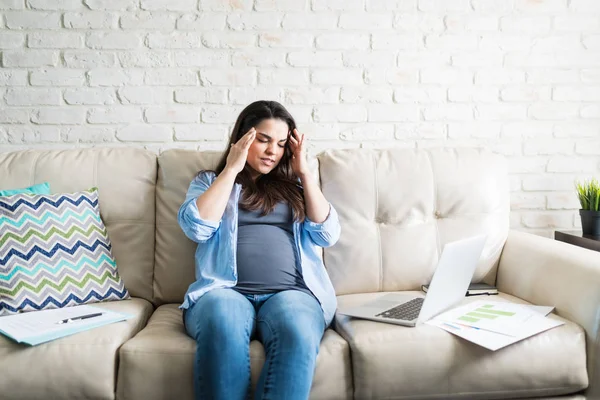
[266,143,276,154]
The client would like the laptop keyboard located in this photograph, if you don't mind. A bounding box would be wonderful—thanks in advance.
[375,297,424,321]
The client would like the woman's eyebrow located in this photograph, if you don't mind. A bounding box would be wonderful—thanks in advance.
[257,132,287,142]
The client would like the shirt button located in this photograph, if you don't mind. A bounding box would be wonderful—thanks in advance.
[434,211,441,219]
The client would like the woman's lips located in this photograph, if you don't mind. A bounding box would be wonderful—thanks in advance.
[260,158,275,166]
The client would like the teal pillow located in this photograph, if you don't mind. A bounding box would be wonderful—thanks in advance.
[0,182,50,197]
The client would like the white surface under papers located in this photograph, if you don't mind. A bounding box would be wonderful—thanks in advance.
[426,301,563,351]
[0,304,132,346]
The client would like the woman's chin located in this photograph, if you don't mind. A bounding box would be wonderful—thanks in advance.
[248,163,274,176]
[258,165,274,174]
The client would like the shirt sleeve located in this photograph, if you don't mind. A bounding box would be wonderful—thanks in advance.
[302,203,341,248]
[177,171,221,243]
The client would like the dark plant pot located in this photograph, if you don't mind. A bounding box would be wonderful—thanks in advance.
[579,209,600,238]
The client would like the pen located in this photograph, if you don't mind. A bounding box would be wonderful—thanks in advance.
[56,312,104,325]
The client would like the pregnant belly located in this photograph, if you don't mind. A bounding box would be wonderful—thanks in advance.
[236,225,298,287]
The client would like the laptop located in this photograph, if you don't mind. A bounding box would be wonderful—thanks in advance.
[337,235,487,327]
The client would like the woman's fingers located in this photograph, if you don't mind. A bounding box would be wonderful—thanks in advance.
[239,127,255,143]
[236,128,255,149]
[244,131,255,148]
[289,137,299,153]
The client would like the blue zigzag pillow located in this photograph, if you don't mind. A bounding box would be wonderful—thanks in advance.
[0,188,129,316]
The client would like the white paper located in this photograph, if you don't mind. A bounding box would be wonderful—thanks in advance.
[528,305,554,316]
[432,301,539,336]
[426,302,563,351]
[0,305,131,346]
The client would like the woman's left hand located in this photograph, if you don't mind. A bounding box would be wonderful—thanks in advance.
[289,128,309,179]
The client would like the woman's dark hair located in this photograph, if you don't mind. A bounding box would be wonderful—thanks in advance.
[201,100,305,221]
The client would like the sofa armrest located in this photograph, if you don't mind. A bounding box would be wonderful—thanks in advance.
[497,230,600,398]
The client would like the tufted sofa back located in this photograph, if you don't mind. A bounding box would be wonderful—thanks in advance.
[152,147,510,304]
[317,148,510,295]
[0,148,157,302]
[0,147,510,305]
[153,149,222,305]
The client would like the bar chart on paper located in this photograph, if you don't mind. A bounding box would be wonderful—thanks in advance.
[437,301,537,337]
[457,304,517,323]
[428,301,563,351]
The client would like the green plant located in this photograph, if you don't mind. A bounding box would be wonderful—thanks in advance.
[576,178,600,211]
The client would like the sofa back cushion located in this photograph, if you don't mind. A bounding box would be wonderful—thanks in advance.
[0,148,157,302]
[154,149,221,305]
[318,148,509,295]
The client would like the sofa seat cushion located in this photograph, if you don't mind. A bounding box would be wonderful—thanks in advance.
[0,298,153,400]
[117,304,353,400]
[335,292,588,400]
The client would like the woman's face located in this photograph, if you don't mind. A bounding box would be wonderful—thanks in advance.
[245,118,289,180]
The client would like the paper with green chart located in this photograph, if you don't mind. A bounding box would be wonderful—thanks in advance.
[426,301,564,351]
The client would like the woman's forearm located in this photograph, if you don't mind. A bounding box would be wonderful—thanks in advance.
[195,168,237,222]
[300,173,330,223]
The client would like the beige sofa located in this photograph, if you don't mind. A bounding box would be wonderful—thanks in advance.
[0,147,598,400]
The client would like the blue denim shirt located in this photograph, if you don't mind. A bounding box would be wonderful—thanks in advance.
[177,171,341,326]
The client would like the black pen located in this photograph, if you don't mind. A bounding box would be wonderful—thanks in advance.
[56,312,104,325]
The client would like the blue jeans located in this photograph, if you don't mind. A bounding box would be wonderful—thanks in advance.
[184,288,326,400]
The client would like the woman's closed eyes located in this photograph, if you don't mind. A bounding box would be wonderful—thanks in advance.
[257,137,286,148]
[259,140,285,149]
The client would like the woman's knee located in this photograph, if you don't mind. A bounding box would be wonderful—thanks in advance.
[260,295,324,350]
[186,289,255,341]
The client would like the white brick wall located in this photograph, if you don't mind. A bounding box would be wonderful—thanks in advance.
[0,0,599,237]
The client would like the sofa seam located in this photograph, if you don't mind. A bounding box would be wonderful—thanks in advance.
[29,151,42,187]
[373,151,383,292]
[120,349,265,359]
[151,155,159,306]
[104,220,155,224]
[424,151,441,260]
[94,149,98,191]
[375,385,586,399]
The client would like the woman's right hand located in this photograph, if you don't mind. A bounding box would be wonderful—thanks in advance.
[224,127,256,174]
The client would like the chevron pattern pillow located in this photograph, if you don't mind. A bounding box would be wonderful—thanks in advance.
[0,188,129,316]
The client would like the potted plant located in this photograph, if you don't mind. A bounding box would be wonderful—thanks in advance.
[576,177,600,237]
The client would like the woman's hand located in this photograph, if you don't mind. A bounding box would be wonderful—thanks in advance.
[289,128,309,179]
[225,127,255,175]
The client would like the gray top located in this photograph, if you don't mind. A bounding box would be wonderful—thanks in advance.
[234,201,312,297]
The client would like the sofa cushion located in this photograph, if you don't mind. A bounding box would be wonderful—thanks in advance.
[335,292,588,400]
[0,148,157,303]
[116,304,353,400]
[317,148,510,296]
[154,150,221,305]
[0,188,129,315]
[0,298,152,400]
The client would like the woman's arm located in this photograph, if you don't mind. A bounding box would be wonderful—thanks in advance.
[289,128,340,247]
[299,172,330,224]
[300,172,341,248]
[178,173,222,243]
[195,127,256,222]
[177,127,256,243]
[195,168,237,222]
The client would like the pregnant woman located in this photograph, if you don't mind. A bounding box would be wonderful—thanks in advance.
[177,100,341,400]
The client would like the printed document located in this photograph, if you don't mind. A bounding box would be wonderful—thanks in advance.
[0,305,131,346]
[426,301,563,351]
